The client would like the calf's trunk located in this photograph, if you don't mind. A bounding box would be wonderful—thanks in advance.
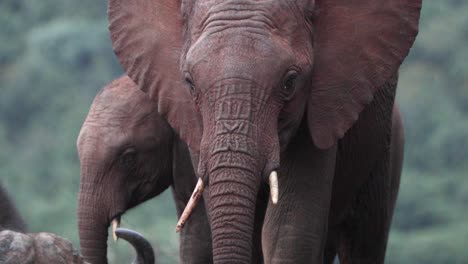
[78,182,110,264]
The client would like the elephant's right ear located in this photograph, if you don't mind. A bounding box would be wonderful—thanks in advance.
[108,0,202,154]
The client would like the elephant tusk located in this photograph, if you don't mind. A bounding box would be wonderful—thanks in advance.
[176,178,204,232]
[115,228,155,264]
[269,171,279,204]
[112,218,120,241]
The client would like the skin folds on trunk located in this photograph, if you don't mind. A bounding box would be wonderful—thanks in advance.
[197,80,275,263]
[208,161,260,263]
[78,181,112,264]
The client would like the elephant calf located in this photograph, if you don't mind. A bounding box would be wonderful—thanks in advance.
[0,230,86,264]
[77,76,212,264]
[0,182,152,263]
[0,229,153,264]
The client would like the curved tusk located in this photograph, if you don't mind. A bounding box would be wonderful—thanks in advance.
[115,228,155,264]
[176,178,204,232]
[269,171,279,205]
[112,218,120,241]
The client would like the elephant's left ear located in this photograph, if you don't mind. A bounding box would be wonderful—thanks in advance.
[108,0,202,154]
[307,0,422,149]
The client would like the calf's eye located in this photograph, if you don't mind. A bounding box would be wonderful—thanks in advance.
[120,148,137,170]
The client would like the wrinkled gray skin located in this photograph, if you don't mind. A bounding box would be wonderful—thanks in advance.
[0,229,152,264]
[107,0,420,262]
[0,183,152,263]
[0,230,86,264]
[0,185,83,263]
[77,76,212,264]
[0,183,27,233]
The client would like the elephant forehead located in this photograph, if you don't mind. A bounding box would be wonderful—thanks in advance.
[189,0,303,37]
[90,95,155,125]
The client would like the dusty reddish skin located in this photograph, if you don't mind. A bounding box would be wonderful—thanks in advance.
[108,0,421,263]
[77,76,212,264]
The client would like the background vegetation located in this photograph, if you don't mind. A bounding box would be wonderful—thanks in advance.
[0,1,466,263]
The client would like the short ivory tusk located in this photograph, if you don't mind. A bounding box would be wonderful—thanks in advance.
[176,178,204,232]
[269,171,279,204]
[112,218,120,241]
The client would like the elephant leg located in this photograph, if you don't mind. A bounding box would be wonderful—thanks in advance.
[178,199,213,264]
[335,156,397,264]
[173,186,213,264]
[336,101,404,264]
[252,185,269,264]
[324,244,337,264]
[324,227,339,264]
[172,139,213,264]
[262,127,337,263]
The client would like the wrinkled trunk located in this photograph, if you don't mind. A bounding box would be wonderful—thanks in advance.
[208,154,260,263]
[198,80,276,263]
[203,129,264,263]
[78,182,109,264]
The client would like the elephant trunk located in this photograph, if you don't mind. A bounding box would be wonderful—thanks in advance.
[78,181,111,264]
[179,79,279,263]
[204,115,269,262]
[208,152,260,263]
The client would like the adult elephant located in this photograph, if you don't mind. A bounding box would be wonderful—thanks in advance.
[107,0,421,263]
[0,183,27,232]
[77,76,212,264]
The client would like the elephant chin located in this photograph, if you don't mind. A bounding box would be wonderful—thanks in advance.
[177,170,280,231]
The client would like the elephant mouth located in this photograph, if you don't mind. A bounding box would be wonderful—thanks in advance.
[175,170,279,232]
[109,209,125,241]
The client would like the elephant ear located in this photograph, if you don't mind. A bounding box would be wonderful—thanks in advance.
[307,0,421,149]
[108,0,202,153]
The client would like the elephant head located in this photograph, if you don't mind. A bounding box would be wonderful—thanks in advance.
[77,76,173,263]
[108,0,421,262]
[0,229,154,264]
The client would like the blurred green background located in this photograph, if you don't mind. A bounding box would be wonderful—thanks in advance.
[0,1,466,263]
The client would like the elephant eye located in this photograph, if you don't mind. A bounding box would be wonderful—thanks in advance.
[184,73,196,95]
[281,70,298,100]
[120,148,137,171]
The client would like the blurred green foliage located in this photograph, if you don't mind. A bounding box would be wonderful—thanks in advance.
[0,1,466,263]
